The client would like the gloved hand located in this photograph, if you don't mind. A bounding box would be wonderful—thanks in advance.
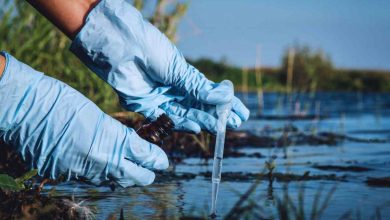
[0,52,168,187]
[70,0,250,134]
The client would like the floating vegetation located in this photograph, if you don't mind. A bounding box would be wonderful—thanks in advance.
[366,177,390,188]
[199,171,347,182]
[313,165,373,172]
[254,114,328,120]
[154,171,197,183]
[113,114,390,162]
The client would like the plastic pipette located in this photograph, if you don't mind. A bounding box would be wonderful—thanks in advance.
[210,101,232,217]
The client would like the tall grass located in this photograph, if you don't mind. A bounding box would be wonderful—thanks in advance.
[0,0,188,113]
[0,0,120,112]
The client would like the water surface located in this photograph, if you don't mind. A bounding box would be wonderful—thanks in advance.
[50,92,390,219]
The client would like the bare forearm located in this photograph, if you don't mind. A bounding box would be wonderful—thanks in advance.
[26,0,99,39]
[0,54,5,78]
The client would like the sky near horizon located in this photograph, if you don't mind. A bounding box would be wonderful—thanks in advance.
[176,0,390,70]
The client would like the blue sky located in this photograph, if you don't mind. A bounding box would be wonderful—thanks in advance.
[176,0,390,70]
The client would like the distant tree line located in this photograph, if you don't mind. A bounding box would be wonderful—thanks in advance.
[189,45,390,93]
[1,0,388,115]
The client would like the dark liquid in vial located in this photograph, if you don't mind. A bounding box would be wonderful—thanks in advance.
[136,114,175,145]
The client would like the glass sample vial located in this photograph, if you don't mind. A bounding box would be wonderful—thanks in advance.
[136,114,175,145]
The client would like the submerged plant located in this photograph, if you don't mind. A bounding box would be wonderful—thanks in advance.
[265,154,277,187]
[63,194,96,220]
[275,184,337,220]
[225,172,268,220]
[220,164,341,220]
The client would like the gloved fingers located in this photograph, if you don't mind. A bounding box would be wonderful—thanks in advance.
[168,105,243,132]
[231,97,250,122]
[197,80,234,105]
[112,158,156,187]
[195,80,250,123]
[126,129,169,170]
[168,114,201,134]
[185,108,219,134]
[227,112,242,129]
[163,102,219,134]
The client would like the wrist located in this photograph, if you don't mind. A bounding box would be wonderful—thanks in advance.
[26,0,100,39]
[0,53,5,79]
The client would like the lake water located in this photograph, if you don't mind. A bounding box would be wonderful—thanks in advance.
[49,92,390,219]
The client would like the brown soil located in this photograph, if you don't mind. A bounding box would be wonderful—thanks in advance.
[0,188,72,219]
[1,114,385,178]
[0,141,30,178]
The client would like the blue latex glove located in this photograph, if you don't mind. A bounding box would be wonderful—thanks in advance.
[70,0,250,134]
[0,52,168,187]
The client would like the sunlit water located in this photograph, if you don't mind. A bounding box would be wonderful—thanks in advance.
[49,92,390,219]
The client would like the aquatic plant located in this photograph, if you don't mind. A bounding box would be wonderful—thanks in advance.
[224,170,268,220]
[275,184,337,220]
[190,132,212,159]
[0,169,37,191]
[265,154,277,187]
[63,194,96,220]
[338,201,390,220]
[224,180,338,220]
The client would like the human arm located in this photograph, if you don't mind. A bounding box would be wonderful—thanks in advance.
[25,0,99,39]
[0,54,5,78]
[69,0,250,133]
[27,0,250,133]
[0,51,168,187]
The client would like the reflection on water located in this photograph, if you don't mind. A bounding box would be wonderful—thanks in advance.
[49,92,390,219]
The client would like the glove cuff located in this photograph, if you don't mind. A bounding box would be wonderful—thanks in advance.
[70,0,215,113]
[70,0,142,84]
[70,0,173,115]
[0,51,43,87]
[0,51,44,133]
